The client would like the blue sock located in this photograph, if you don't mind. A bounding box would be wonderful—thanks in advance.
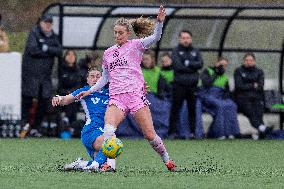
[93,149,107,166]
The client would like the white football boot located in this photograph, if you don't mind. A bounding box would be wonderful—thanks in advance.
[63,158,88,171]
[82,161,100,172]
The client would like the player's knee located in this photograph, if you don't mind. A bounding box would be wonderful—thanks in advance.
[93,135,104,151]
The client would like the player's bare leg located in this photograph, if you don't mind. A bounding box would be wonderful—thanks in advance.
[134,106,176,171]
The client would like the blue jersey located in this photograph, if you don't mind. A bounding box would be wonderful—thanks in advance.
[71,86,109,127]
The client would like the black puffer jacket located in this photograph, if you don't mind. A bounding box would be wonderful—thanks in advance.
[22,25,62,98]
[172,44,203,88]
[58,62,81,96]
[234,65,264,100]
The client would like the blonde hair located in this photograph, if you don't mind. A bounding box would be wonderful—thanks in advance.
[115,17,155,38]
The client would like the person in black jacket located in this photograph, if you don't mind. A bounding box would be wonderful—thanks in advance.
[20,14,62,138]
[58,50,81,126]
[234,52,271,138]
[168,30,204,139]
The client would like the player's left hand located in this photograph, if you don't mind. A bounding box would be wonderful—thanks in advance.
[157,5,166,22]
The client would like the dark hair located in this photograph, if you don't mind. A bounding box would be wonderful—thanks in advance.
[243,52,256,60]
[63,49,77,65]
[143,49,156,67]
[160,52,171,59]
[87,67,101,77]
[217,56,229,63]
[144,49,155,59]
[179,30,192,37]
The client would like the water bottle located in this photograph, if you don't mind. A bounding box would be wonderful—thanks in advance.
[8,123,14,138]
[15,124,21,138]
[1,123,7,138]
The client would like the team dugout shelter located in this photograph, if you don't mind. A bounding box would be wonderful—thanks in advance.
[42,3,284,129]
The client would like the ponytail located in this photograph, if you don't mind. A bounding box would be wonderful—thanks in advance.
[130,17,155,38]
[114,17,155,38]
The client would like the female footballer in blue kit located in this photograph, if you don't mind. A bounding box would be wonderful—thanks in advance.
[52,67,115,172]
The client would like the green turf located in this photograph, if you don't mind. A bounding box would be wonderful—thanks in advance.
[0,138,284,189]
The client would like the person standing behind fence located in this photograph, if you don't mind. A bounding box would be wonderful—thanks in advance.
[20,14,62,138]
[168,30,204,139]
[234,52,272,139]
[0,14,9,52]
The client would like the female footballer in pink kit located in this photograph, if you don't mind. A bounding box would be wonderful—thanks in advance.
[76,5,176,171]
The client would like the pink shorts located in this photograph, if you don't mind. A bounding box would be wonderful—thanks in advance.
[108,91,150,115]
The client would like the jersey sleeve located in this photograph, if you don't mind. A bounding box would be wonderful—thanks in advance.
[70,86,89,97]
[132,39,145,52]
[102,51,108,69]
[140,22,163,49]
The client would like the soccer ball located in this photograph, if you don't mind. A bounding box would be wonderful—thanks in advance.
[102,137,123,159]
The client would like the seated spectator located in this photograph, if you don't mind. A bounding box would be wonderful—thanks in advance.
[141,50,167,99]
[234,52,272,139]
[159,52,174,98]
[58,49,81,127]
[197,57,240,139]
[78,51,102,87]
[0,14,9,52]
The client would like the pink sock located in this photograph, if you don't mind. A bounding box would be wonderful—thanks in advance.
[149,135,170,163]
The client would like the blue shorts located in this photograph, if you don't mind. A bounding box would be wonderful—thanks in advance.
[81,123,104,159]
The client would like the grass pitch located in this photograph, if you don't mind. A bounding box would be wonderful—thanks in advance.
[0,138,284,189]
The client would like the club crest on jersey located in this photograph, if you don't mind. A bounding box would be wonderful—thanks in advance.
[191,51,197,57]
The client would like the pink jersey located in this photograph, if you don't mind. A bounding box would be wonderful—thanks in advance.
[102,39,145,95]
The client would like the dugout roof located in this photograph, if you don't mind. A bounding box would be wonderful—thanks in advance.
[42,4,284,92]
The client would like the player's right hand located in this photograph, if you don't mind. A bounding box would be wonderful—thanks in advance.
[75,90,91,99]
[52,96,62,107]
[144,81,151,94]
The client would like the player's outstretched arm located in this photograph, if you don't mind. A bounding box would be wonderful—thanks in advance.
[52,94,75,107]
[141,5,166,48]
